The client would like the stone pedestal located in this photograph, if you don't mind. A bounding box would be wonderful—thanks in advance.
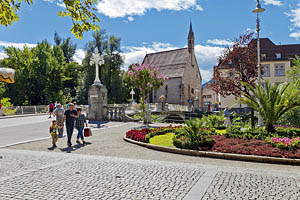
[193,99,200,112]
[88,84,107,121]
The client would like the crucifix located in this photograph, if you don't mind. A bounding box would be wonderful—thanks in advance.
[89,48,104,86]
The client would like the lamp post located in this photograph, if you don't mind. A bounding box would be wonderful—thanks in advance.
[90,48,104,86]
[253,0,265,127]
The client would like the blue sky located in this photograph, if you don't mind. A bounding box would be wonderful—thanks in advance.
[1,0,300,82]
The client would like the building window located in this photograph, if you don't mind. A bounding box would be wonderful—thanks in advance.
[262,64,270,77]
[207,95,212,98]
[275,53,281,59]
[261,54,266,60]
[191,88,194,94]
[165,85,168,101]
[275,64,285,76]
[196,74,198,79]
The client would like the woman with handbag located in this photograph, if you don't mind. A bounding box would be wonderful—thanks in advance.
[75,107,88,144]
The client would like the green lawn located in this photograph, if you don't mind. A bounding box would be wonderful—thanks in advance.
[149,132,175,148]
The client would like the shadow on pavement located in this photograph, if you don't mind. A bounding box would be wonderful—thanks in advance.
[59,142,92,153]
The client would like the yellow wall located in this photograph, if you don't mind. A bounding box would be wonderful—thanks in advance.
[261,60,291,85]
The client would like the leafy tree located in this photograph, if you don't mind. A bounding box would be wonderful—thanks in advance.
[212,32,258,127]
[288,56,300,82]
[2,41,66,105]
[79,30,128,104]
[0,0,100,39]
[54,32,77,63]
[239,81,300,133]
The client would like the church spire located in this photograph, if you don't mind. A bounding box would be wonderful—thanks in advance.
[188,21,194,52]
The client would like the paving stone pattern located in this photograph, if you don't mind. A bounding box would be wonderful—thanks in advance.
[0,150,204,200]
[202,171,300,200]
[0,151,63,178]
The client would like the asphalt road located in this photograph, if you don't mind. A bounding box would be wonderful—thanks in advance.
[0,115,54,147]
[0,115,124,148]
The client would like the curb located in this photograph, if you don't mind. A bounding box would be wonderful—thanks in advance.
[0,113,48,120]
[123,136,300,166]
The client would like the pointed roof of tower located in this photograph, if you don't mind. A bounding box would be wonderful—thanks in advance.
[188,21,194,39]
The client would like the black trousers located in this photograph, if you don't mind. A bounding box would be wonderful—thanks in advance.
[66,122,74,145]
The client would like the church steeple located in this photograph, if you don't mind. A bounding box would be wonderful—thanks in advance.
[188,21,194,52]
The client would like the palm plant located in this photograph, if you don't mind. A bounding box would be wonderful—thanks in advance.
[239,81,300,133]
[183,119,203,143]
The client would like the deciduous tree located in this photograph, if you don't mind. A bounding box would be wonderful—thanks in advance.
[0,0,100,39]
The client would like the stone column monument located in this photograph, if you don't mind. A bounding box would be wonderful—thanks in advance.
[193,88,200,112]
[88,48,107,122]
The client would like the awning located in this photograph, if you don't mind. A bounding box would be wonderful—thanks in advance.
[0,68,15,83]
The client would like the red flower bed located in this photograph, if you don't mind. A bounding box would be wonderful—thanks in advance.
[212,135,300,159]
[126,129,150,142]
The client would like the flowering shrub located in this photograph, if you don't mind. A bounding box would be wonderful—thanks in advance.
[126,129,151,142]
[126,125,183,143]
[213,135,300,159]
[266,137,300,149]
[123,64,165,122]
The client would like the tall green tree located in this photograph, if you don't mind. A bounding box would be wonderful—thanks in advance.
[79,30,128,104]
[239,81,300,133]
[54,32,77,63]
[2,41,65,105]
[0,0,100,39]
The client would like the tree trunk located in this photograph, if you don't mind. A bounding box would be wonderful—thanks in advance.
[266,123,275,133]
[251,108,255,128]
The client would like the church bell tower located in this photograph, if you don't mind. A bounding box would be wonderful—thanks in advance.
[188,21,194,52]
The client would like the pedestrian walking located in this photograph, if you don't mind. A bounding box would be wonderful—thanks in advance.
[63,103,78,147]
[75,107,88,144]
[224,105,231,127]
[49,120,60,148]
[54,103,65,138]
[49,102,55,118]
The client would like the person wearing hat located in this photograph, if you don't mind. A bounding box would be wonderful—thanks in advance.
[63,103,78,147]
[53,103,65,138]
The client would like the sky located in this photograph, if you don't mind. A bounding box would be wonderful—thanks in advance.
[0,0,300,82]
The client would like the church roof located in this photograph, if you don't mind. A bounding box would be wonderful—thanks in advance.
[142,48,189,78]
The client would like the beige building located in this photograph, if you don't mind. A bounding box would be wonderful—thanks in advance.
[202,80,218,106]
[142,23,202,105]
[212,38,298,108]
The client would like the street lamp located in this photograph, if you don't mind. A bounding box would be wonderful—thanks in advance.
[90,48,104,86]
[252,0,265,126]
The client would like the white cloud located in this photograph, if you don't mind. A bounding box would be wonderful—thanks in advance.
[262,0,282,6]
[0,51,8,60]
[207,39,234,46]
[290,32,300,39]
[73,49,86,64]
[0,40,36,49]
[122,42,224,82]
[286,6,300,39]
[96,0,203,18]
[128,16,134,21]
[56,2,66,8]
[200,69,213,82]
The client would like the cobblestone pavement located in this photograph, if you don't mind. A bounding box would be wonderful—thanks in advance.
[202,171,300,200]
[0,149,204,200]
[3,122,300,199]
[1,149,300,199]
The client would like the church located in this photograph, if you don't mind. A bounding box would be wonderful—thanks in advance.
[142,23,202,105]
